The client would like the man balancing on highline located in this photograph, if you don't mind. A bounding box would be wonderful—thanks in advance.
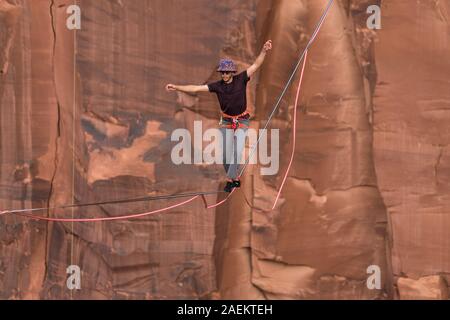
[166,40,273,193]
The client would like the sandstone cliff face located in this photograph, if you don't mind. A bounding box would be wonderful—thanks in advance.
[0,0,448,299]
[372,0,450,299]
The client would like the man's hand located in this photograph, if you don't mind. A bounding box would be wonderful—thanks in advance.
[262,40,272,53]
[166,84,177,91]
[247,40,273,77]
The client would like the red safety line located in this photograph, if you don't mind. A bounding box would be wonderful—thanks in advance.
[203,188,236,209]
[235,52,308,212]
[7,195,200,222]
[271,50,308,210]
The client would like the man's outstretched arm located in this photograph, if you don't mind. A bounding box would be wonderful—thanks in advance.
[247,40,272,78]
[165,84,209,93]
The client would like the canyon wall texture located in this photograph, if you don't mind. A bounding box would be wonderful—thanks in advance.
[0,0,448,299]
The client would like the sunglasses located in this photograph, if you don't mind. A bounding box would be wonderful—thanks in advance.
[220,71,232,75]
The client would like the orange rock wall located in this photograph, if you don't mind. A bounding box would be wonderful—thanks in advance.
[0,0,448,299]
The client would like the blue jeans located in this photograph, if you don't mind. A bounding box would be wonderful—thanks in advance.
[219,119,249,180]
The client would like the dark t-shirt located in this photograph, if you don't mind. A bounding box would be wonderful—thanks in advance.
[207,71,250,116]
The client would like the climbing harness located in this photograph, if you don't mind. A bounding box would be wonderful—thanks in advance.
[219,111,250,130]
[0,0,334,222]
